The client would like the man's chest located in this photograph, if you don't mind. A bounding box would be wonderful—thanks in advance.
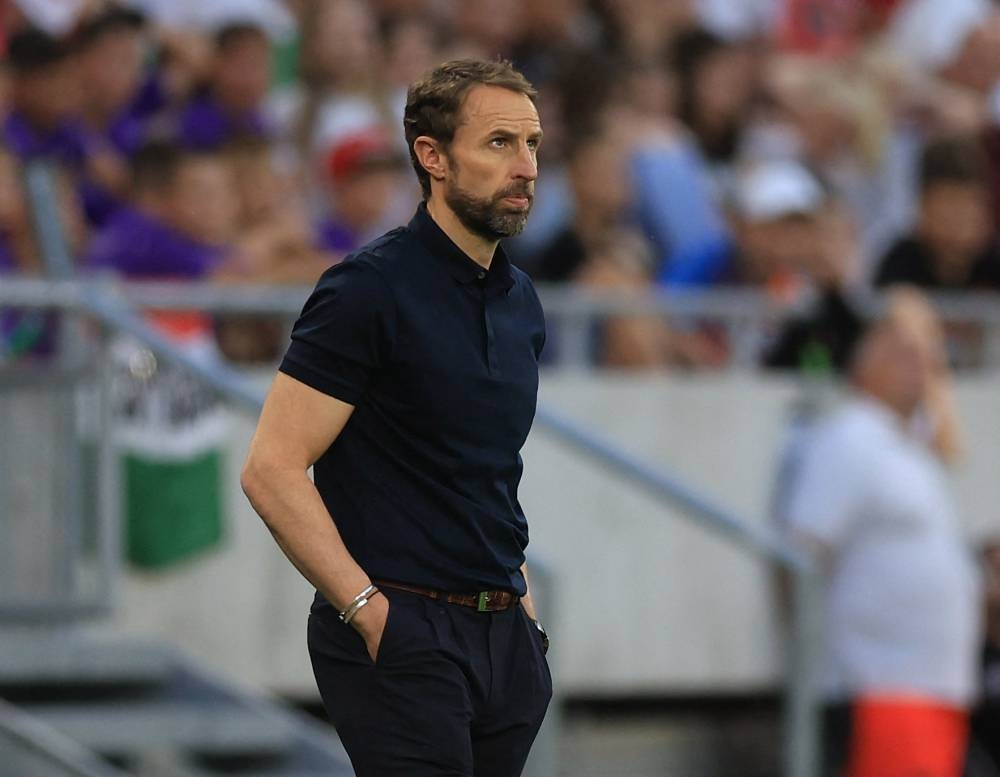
[371,282,542,451]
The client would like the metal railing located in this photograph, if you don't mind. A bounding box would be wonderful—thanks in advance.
[6,276,1000,369]
[0,699,126,777]
[0,276,824,777]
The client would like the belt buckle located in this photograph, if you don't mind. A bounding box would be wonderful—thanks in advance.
[477,591,491,612]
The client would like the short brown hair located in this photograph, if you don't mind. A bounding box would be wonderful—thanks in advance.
[403,59,537,198]
[920,135,989,190]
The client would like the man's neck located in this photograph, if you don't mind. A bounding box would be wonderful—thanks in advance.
[426,197,498,269]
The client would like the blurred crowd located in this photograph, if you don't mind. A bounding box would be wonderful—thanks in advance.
[1,0,1000,367]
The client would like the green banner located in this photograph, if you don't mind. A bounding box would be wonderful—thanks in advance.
[111,335,226,569]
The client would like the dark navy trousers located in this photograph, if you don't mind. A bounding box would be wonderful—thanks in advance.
[308,587,552,777]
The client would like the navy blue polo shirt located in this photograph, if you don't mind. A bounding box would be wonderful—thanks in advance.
[279,203,546,596]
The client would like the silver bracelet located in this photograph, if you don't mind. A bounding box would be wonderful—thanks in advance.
[342,595,372,625]
[338,584,378,624]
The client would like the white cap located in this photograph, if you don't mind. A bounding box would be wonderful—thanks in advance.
[735,161,825,221]
[889,0,991,73]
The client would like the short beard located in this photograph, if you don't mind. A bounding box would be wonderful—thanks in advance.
[444,175,533,242]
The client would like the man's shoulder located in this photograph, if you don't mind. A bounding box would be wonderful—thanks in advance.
[508,261,534,287]
[346,226,420,278]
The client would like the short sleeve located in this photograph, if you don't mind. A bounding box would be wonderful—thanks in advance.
[279,259,396,404]
[783,420,868,549]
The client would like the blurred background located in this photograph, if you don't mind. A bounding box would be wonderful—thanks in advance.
[2,0,1000,775]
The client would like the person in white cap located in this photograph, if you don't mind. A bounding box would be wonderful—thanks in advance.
[661,158,831,295]
[889,0,1000,95]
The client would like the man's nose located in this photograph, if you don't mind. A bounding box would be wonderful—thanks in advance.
[512,144,538,181]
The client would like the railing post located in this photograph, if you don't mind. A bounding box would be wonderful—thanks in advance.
[94,322,121,614]
[785,562,823,777]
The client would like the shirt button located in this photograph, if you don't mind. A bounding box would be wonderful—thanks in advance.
[477,270,486,280]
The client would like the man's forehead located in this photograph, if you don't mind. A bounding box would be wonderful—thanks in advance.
[459,85,540,130]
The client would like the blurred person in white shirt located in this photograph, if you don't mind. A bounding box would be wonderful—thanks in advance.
[782,291,981,777]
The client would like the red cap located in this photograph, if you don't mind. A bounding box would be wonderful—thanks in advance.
[325,130,400,183]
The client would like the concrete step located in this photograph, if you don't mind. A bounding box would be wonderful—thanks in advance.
[0,634,172,688]
[0,698,128,777]
[26,700,296,759]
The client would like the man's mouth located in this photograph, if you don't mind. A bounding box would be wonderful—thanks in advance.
[502,194,532,207]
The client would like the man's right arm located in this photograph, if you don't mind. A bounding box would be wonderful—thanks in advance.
[240,372,388,658]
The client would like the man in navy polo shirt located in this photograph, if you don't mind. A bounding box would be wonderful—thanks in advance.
[242,59,551,776]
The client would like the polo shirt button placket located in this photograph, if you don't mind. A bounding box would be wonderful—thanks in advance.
[482,285,499,375]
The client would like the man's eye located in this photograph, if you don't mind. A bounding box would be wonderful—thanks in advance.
[527,139,539,150]
[490,138,507,148]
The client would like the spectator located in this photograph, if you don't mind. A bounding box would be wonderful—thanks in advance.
[380,14,441,128]
[663,158,826,293]
[781,310,981,777]
[889,0,1000,99]
[223,134,334,281]
[510,1,601,89]
[84,140,240,280]
[315,128,411,255]
[759,53,917,273]
[761,200,866,373]
[289,0,385,160]
[3,26,87,167]
[69,6,155,224]
[875,136,1000,290]
[775,0,897,56]
[603,0,696,62]
[671,26,759,191]
[73,6,150,158]
[552,50,729,278]
[450,0,522,59]
[530,128,632,283]
[574,228,723,368]
[176,21,273,150]
[219,134,330,363]
[528,124,720,368]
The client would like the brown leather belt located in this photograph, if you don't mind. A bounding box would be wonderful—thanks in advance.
[374,580,519,612]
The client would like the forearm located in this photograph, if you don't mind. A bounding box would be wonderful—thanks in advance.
[242,466,371,611]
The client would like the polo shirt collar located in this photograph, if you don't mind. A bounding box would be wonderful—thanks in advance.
[409,202,515,293]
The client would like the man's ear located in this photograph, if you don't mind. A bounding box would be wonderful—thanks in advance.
[413,136,448,185]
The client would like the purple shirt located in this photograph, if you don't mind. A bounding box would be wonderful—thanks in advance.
[4,110,126,226]
[315,218,359,254]
[177,93,269,151]
[105,72,169,158]
[3,111,96,168]
[84,206,225,280]
[0,239,15,271]
[90,74,171,223]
